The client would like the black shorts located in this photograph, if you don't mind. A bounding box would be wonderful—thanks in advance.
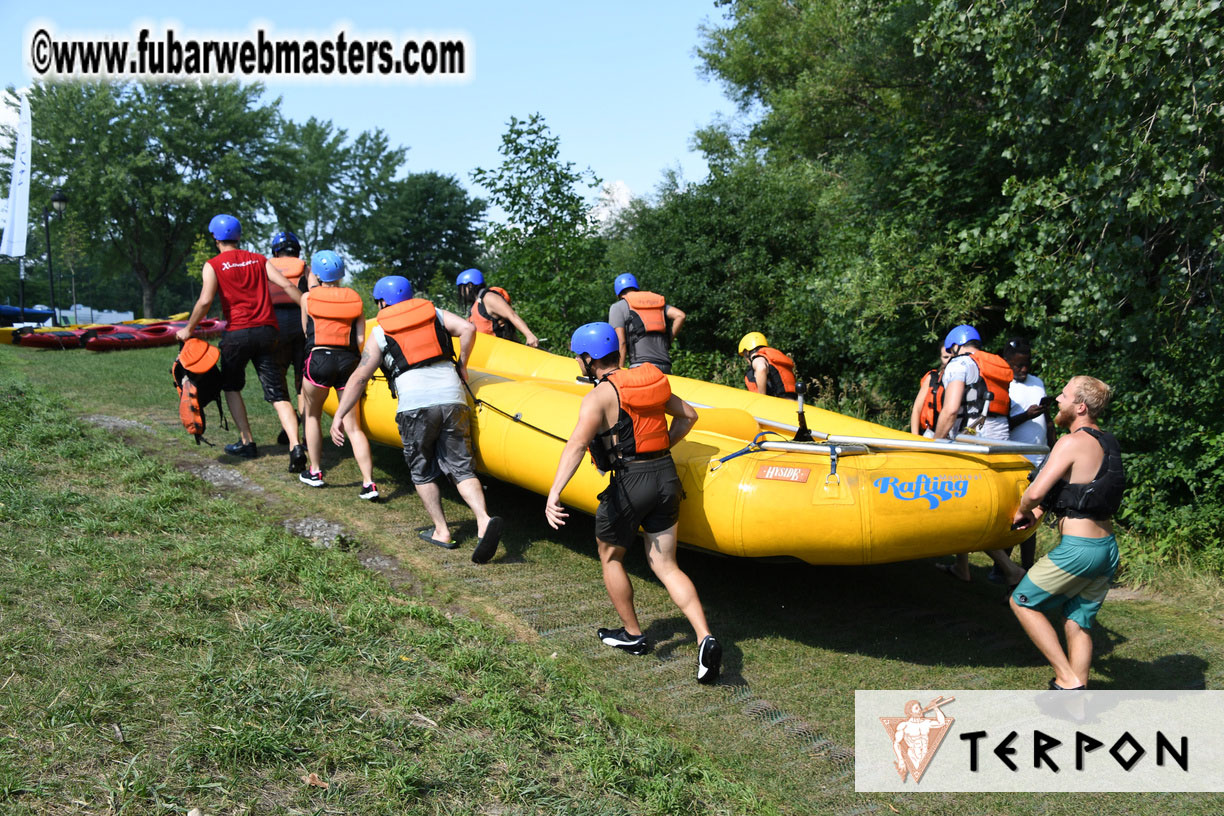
[304,347,359,390]
[220,325,290,403]
[273,305,305,392]
[595,455,684,548]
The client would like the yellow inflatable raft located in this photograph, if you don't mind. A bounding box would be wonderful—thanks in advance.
[329,331,1046,565]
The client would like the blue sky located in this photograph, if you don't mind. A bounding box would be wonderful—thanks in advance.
[2,1,741,213]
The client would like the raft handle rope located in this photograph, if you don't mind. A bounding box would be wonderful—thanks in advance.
[826,445,840,485]
[710,431,786,472]
[457,375,573,445]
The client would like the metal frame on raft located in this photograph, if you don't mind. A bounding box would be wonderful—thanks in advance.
[688,400,1050,470]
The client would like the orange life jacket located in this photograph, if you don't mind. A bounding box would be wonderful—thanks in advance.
[376,300,454,396]
[623,291,667,334]
[744,347,797,397]
[916,368,944,433]
[305,286,363,350]
[951,349,1013,422]
[268,257,307,306]
[967,349,1013,417]
[469,286,514,339]
[171,338,226,444]
[588,364,672,471]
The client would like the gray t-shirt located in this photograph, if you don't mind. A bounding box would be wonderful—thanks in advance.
[370,313,466,413]
[608,297,671,369]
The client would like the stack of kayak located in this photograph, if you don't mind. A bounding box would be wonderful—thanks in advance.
[325,330,1049,566]
[6,316,225,350]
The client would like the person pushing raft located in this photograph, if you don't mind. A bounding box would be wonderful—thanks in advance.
[296,250,377,499]
[737,331,797,398]
[1010,376,1125,690]
[608,273,685,374]
[545,321,721,684]
[455,268,539,347]
[331,275,504,564]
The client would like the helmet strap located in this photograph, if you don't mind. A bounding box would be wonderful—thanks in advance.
[580,354,598,383]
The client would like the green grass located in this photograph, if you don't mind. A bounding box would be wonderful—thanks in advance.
[0,359,765,815]
[3,342,1224,814]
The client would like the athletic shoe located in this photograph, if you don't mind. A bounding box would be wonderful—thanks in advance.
[358,482,379,501]
[288,444,307,473]
[299,469,325,487]
[597,626,649,655]
[277,414,303,445]
[224,440,257,459]
[697,635,722,685]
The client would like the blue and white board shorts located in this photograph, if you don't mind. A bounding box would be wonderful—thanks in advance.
[1011,534,1119,630]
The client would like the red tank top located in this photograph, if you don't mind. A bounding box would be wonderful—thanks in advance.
[210,249,276,331]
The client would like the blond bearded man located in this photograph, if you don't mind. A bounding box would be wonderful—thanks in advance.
[1010,376,1125,690]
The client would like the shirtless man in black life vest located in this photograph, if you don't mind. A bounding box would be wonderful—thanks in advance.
[545,321,722,684]
[1010,376,1124,690]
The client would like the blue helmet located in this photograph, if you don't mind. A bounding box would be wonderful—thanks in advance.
[571,322,619,359]
[456,268,484,287]
[209,214,241,241]
[613,273,639,297]
[271,230,301,255]
[311,250,345,282]
[373,275,413,305]
[944,324,981,350]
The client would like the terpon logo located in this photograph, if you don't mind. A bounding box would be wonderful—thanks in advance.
[879,696,955,783]
[873,475,969,509]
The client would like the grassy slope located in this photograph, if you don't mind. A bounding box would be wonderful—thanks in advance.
[2,343,1223,814]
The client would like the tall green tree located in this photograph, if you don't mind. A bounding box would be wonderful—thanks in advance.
[267,118,407,257]
[342,171,484,292]
[680,0,1224,554]
[471,114,606,347]
[8,81,288,317]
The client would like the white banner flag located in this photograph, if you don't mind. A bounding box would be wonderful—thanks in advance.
[1,92,32,258]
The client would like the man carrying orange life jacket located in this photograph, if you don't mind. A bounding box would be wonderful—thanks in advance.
[176,214,307,473]
[330,275,504,564]
[455,268,539,347]
[545,321,721,685]
[267,230,312,444]
[608,273,685,374]
[737,332,798,398]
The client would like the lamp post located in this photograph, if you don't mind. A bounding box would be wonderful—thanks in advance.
[43,188,68,326]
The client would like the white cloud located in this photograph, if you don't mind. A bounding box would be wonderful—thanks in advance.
[589,180,632,229]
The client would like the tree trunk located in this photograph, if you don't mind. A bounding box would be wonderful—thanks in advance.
[132,259,156,318]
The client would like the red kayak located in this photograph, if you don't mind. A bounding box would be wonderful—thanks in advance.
[192,318,226,339]
[16,324,120,350]
[86,323,179,351]
[84,319,226,351]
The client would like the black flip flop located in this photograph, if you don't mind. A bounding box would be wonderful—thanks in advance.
[418,530,458,550]
[1048,678,1086,690]
[471,516,503,564]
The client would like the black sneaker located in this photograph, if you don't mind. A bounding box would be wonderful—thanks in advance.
[224,440,257,459]
[288,444,307,473]
[697,635,722,685]
[299,469,325,488]
[358,482,379,501]
[597,626,649,655]
[279,415,304,447]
